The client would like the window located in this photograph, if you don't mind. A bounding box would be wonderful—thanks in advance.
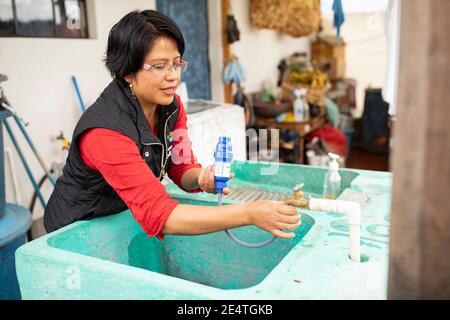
[0,0,89,38]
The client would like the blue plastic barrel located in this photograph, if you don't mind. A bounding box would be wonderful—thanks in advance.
[0,205,32,300]
[0,110,33,299]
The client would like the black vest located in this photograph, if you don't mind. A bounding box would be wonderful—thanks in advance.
[44,79,179,232]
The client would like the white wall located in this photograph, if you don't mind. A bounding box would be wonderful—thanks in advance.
[321,11,388,117]
[0,0,155,220]
[230,0,311,93]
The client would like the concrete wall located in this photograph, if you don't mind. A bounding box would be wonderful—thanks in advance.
[0,0,156,221]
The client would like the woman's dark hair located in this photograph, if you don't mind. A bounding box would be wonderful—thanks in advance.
[105,10,185,80]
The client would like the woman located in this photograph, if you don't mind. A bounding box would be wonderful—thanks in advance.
[44,10,300,241]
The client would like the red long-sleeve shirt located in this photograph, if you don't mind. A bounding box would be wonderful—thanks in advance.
[79,96,202,240]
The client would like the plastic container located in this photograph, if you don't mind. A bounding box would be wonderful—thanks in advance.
[0,204,32,300]
[323,153,342,199]
[214,136,233,193]
[303,100,310,122]
[292,89,305,122]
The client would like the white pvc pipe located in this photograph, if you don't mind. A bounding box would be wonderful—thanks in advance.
[309,198,362,262]
[348,225,361,263]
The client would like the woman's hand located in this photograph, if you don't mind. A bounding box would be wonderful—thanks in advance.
[197,165,234,195]
[244,200,301,238]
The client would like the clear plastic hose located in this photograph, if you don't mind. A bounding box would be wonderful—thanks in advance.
[218,193,276,248]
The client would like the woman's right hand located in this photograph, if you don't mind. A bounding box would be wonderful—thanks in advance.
[244,200,301,239]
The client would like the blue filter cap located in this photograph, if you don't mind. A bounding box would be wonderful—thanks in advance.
[219,136,231,144]
[214,180,228,194]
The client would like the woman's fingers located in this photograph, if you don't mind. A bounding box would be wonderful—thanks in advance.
[270,229,295,239]
[277,214,301,224]
[199,164,235,194]
[198,166,214,193]
[276,220,301,231]
[208,167,215,191]
[200,170,209,190]
[199,166,234,194]
[276,203,299,216]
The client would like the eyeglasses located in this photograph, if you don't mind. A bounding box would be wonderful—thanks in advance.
[142,60,188,76]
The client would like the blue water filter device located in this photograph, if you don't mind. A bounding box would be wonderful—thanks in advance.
[215,136,276,248]
[214,136,233,193]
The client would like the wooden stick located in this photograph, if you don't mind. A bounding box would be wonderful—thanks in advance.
[221,0,233,103]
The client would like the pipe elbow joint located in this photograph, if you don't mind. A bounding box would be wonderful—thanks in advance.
[342,201,361,225]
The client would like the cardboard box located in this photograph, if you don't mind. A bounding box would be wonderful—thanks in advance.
[311,35,346,80]
[330,58,346,80]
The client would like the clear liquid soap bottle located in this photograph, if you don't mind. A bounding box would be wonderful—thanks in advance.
[323,153,341,200]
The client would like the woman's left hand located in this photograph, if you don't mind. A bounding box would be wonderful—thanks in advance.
[197,165,234,195]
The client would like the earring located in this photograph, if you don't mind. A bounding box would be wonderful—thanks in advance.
[129,83,136,98]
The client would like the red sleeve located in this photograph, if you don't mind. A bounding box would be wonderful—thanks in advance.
[79,128,179,241]
[168,95,202,192]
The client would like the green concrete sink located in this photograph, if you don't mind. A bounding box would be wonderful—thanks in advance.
[16,161,392,299]
[15,200,313,298]
[47,199,314,291]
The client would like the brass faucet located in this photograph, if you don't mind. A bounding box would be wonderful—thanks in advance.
[285,183,310,208]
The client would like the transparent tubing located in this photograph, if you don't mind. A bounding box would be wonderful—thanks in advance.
[218,193,276,248]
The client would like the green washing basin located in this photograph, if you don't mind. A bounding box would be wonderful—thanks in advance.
[16,161,392,299]
[15,201,313,299]
[46,197,314,291]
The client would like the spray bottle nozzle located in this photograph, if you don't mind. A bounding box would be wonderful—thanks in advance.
[328,153,340,171]
[329,152,340,161]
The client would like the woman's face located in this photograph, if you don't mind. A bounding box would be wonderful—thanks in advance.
[125,36,181,108]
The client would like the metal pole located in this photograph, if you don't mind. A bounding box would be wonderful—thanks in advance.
[71,75,86,113]
[4,120,47,209]
[0,119,5,217]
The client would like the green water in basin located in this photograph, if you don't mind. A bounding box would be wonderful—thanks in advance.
[47,197,314,290]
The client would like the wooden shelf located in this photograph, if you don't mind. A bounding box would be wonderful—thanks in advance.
[254,114,327,164]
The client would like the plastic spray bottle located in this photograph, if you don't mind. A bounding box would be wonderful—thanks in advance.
[214,137,233,203]
[303,95,310,122]
[292,89,304,122]
[293,88,309,122]
[323,153,341,199]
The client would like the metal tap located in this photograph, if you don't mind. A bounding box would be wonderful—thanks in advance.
[285,183,310,208]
